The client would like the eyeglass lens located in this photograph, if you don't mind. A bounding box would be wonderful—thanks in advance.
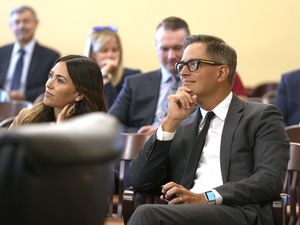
[176,59,200,73]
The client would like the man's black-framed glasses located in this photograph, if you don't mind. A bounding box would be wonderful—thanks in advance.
[175,58,223,73]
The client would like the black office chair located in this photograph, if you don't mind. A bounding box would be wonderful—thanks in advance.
[0,112,123,225]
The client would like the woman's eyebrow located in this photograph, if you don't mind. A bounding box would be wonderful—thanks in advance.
[56,74,67,81]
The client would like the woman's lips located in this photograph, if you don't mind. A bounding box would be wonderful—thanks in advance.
[44,91,54,97]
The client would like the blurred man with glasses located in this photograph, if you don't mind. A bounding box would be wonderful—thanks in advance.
[127,34,288,225]
[0,5,60,102]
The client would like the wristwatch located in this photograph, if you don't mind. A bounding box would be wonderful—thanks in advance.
[204,191,216,204]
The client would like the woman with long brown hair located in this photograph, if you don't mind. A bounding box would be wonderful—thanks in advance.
[10,55,107,127]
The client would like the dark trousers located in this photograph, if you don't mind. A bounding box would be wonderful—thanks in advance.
[127,203,252,225]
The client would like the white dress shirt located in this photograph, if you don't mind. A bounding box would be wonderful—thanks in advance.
[4,39,36,93]
[157,92,233,204]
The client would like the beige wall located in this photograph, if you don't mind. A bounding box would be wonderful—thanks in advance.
[1,0,299,87]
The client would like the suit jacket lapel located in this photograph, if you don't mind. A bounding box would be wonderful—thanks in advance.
[220,95,244,183]
[145,70,161,123]
[0,45,13,86]
[174,107,201,159]
[26,42,40,87]
[172,107,201,183]
[181,106,201,143]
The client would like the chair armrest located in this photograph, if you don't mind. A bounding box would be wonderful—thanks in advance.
[122,187,165,224]
[272,193,289,225]
[122,187,135,224]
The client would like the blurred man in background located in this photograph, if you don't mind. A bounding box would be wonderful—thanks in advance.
[0,5,60,102]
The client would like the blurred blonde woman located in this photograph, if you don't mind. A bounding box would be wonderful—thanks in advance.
[85,26,141,108]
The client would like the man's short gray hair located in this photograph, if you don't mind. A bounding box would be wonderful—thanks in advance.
[10,5,38,21]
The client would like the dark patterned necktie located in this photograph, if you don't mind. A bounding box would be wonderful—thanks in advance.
[181,111,216,189]
[10,49,26,90]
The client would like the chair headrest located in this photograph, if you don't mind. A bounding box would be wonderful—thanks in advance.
[2,112,122,164]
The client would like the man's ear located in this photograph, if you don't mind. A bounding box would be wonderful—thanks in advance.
[217,65,230,82]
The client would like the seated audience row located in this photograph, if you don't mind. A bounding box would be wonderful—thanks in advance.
[0,6,247,112]
[2,6,291,225]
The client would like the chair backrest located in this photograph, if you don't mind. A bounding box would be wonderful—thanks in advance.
[0,100,32,122]
[119,133,151,186]
[0,112,122,225]
[121,133,151,160]
[286,125,300,143]
[262,89,277,104]
[112,133,150,217]
[282,142,300,225]
[0,89,10,102]
[249,82,278,97]
[246,97,263,103]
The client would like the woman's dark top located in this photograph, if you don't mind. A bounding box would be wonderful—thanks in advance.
[104,68,141,108]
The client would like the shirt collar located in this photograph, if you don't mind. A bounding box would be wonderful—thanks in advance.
[161,67,177,84]
[199,92,233,121]
[13,39,36,55]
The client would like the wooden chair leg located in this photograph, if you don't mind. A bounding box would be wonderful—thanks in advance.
[122,187,135,224]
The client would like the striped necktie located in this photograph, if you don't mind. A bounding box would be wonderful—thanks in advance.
[10,49,26,90]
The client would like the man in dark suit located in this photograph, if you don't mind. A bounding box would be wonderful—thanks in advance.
[275,69,300,126]
[127,35,289,225]
[109,17,190,134]
[0,6,60,102]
